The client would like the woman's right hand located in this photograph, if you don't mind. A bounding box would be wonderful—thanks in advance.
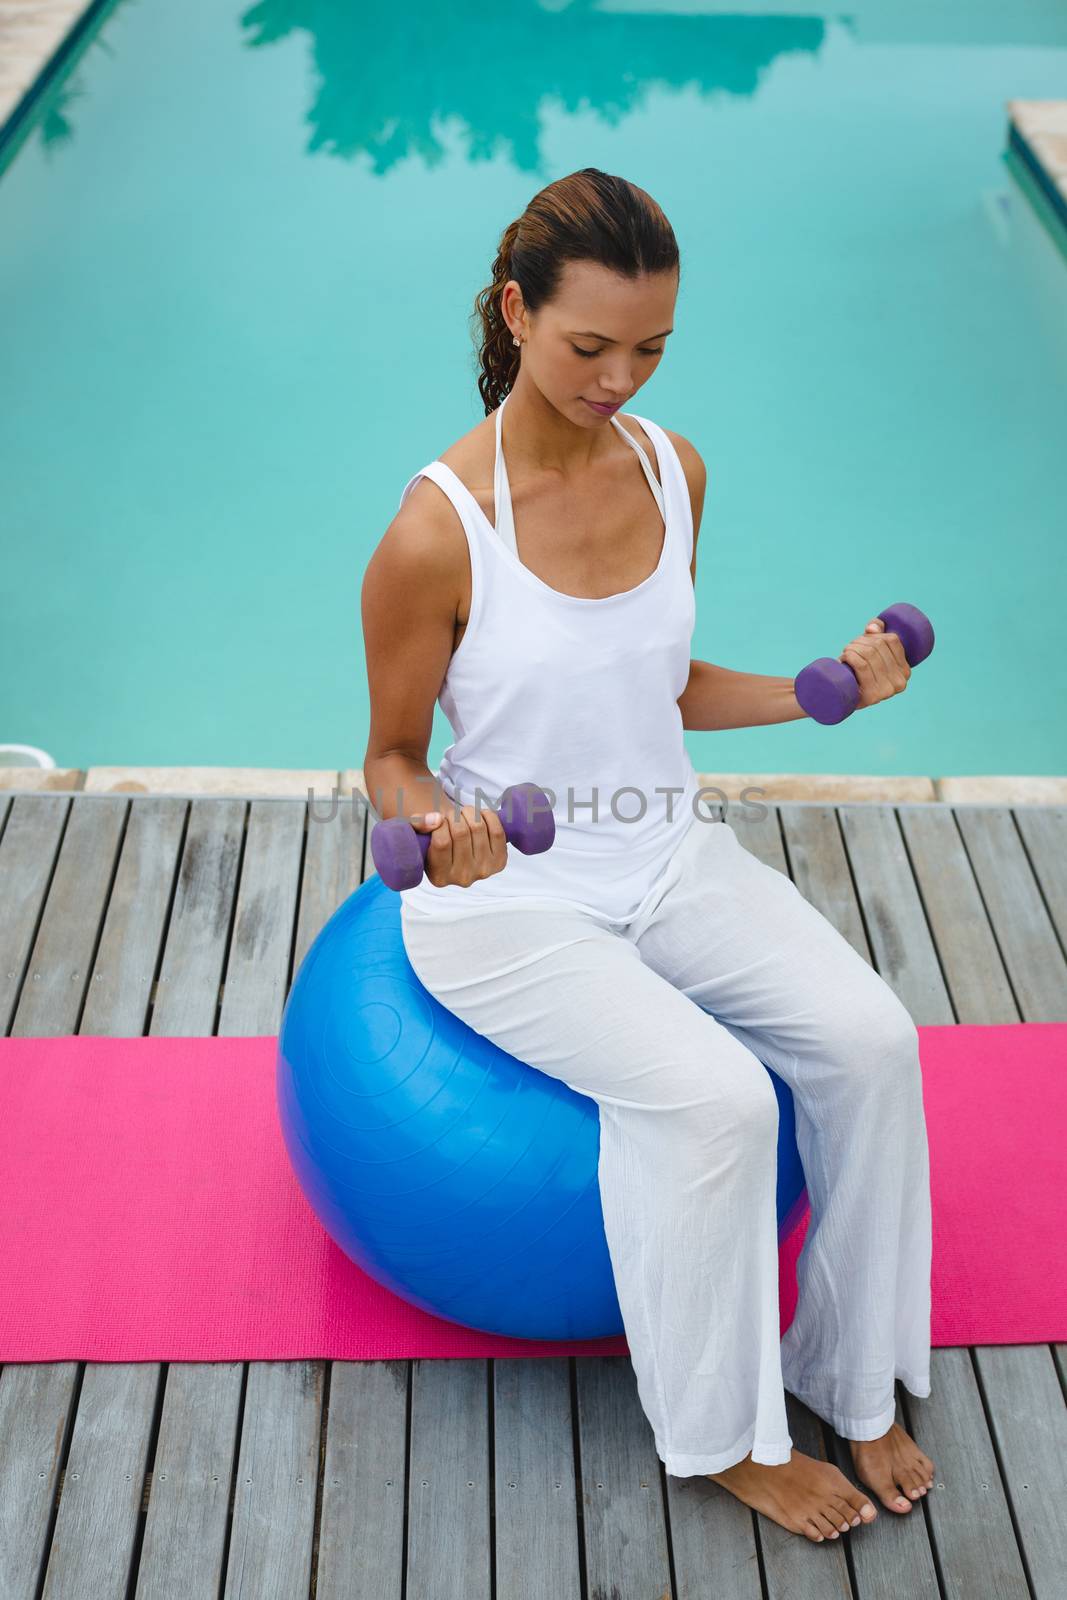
[409,804,509,888]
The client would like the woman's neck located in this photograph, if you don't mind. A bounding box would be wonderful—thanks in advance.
[500,380,624,480]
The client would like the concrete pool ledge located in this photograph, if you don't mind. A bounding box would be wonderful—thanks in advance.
[1,766,1066,806]
[0,0,103,135]
[1007,99,1067,234]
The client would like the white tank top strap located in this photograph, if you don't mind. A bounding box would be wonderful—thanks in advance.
[623,411,694,568]
[609,415,666,521]
[399,459,471,514]
[492,397,518,555]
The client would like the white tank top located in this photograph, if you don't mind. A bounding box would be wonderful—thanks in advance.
[394,391,701,922]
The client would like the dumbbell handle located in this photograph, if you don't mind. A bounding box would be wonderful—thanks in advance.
[794,603,935,726]
[371,781,556,892]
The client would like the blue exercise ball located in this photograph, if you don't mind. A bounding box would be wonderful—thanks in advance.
[277,872,808,1341]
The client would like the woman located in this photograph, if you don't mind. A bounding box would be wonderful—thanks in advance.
[360,168,934,1545]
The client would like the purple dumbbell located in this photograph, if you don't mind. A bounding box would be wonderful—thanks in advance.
[794,603,935,726]
[371,781,556,891]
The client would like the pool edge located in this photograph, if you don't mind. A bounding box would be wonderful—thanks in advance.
[1,767,1066,806]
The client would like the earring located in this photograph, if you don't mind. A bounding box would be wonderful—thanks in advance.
[512,335,522,347]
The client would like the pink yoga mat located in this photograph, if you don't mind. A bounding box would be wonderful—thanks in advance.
[0,1025,1063,1363]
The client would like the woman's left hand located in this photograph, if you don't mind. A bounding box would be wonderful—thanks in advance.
[838,617,911,710]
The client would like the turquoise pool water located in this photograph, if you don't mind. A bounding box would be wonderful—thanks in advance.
[2,0,1066,778]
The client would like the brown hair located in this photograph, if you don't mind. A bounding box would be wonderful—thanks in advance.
[470,168,680,415]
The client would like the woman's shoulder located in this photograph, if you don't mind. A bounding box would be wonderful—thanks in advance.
[375,412,497,625]
[392,408,494,535]
[382,417,492,583]
[434,411,496,513]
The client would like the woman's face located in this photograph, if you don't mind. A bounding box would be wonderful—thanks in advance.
[507,259,677,423]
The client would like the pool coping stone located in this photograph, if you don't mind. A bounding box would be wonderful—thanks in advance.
[1006,98,1067,236]
[1,768,1066,805]
[0,0,104,136]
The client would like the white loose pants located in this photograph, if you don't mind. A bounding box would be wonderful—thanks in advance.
[399,814,933,1478]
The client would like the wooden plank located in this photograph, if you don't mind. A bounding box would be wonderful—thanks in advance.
[38,1365,161,1600]
[897,807,1016,1022]
[149,799,245,1035]
[758,1400,855,1597]
[823,1397,940,1599]
[573,1356,672,1600]
[668,1443,762,1600]
[0,794,69,1034]
[134,1364,244,1600]
[975,1345,1067,1600]
[80,797,187,1037]
[217,799,305,1036]
[293,789,367,974]
[10,796,127,1036]
[221,1361,321,1597]
[778,804,872,963]
[407,1358,491,1600]
[0,1363,80,1600]
[492,1357,583,1600]
[727,801,789,873]
[837,806,954,1024]
[316,1361,408,1600]
[901,1350,1029,1600]
[953,807,1067,1021]
[1011,806,1067,964]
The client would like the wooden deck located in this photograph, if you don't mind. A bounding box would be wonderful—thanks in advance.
[0,789,1065,1599]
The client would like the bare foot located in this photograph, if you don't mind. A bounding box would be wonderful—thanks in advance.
[708,1448,879,1543]
[848,1421,935,1513]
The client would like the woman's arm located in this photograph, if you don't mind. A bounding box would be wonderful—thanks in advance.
[360,480,464,822]
[679,661,804,730]
[360,484,512,889]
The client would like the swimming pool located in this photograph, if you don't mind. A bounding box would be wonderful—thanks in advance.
[2,0,1066,778]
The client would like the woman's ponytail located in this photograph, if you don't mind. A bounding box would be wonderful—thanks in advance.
[470,217,522,415]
